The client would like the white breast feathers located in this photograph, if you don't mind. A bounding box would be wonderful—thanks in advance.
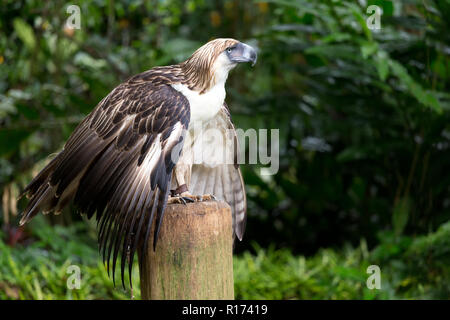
[171,82,226,128]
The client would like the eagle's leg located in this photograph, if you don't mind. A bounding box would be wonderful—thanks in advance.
[168,164,195,204]
[168,163,216,204]
[168,184,195,204]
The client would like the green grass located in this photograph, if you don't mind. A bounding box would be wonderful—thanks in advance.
[1,216,449,299]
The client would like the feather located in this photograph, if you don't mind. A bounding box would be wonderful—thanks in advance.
[20,67,190,288]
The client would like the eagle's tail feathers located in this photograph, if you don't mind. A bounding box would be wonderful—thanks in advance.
[190,164,247,241]
[232,167,247,241]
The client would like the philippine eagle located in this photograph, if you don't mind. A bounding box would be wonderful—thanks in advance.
[19,38,256,286]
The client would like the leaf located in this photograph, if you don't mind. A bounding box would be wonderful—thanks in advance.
[337,147,368,162]
[344,2,373,41]
[361,41,378,59]
[392,197,410,236]
[74,52,107,70]
[374,51,389,81]
[321,32,352,43]
[305,44,358,60]
[160,38,202,64]
[13,19,36,50]
[0,95,16,117]
[389,59,443,113]
[0,129,32,156]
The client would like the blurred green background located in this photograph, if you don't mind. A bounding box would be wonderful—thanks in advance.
[1,0,449,299]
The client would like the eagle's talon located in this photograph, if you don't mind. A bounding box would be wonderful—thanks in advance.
[168,195,194,205]
[196,194,216,201]
[182,196,195,203]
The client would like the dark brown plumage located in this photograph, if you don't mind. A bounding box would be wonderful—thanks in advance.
[21,69,190,286]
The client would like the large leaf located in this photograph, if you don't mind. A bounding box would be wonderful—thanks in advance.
[0,129,32,156]
[13,19,36,50]
[392,197,411,236]
[389,59,442,113]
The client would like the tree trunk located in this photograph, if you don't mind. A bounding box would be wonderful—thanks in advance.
[139,200,234,300]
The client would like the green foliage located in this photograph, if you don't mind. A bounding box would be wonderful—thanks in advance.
[0,216,140,300]
[13,18,36,50]
[235,220,450,300]
[240,0,450,252]
[234,243,379,300]
[1,219,448,299]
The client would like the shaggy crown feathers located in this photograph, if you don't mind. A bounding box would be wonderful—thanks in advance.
[180,38,239,94]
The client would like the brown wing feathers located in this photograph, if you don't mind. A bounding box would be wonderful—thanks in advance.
[20,67,190,287]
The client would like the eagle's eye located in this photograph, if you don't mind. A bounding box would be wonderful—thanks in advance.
[226,47,235,53]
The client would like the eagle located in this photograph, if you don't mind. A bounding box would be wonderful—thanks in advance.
[19,38,256,287]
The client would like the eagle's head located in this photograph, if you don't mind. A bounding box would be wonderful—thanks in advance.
[182,38,257,93]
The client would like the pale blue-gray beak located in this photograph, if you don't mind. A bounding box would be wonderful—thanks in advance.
[227,42,257,66]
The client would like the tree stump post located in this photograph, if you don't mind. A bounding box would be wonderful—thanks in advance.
[138,200,234,300]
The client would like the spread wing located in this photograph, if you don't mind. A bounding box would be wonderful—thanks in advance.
[19,70,190,287]
[189,103,247,241]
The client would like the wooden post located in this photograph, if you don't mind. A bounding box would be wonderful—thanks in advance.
[139,200,234,300]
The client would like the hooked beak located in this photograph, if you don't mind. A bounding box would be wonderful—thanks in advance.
[228,42,257,66]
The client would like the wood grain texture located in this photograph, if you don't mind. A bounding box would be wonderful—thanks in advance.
[138,200,234,300]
